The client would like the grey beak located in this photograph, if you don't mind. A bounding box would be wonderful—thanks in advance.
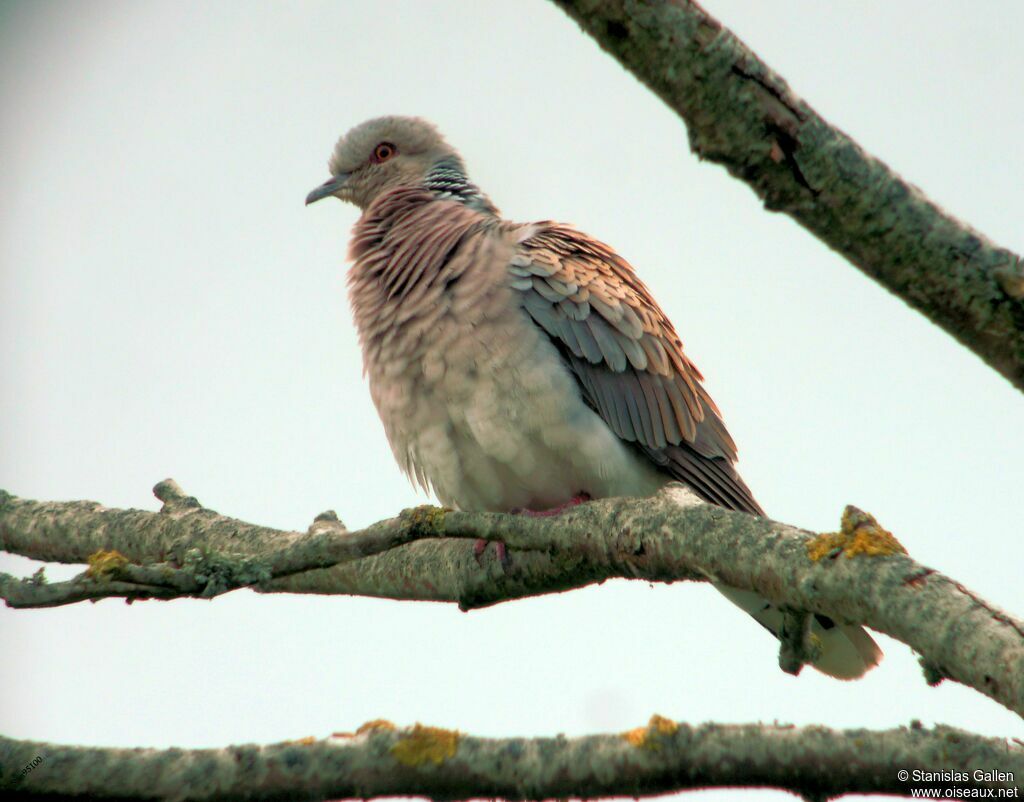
[305,173,350,205]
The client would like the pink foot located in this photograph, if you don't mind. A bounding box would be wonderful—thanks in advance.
[473,494,593,569]
[513,492,592,518]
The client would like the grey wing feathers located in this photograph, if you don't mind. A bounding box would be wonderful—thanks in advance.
[511,224,764,517]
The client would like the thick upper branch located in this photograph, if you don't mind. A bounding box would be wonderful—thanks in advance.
[2,483,1023,719]
[550,0,1024,391]
[1,719,1020,800]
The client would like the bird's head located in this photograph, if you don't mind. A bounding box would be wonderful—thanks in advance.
[306,116,459,210]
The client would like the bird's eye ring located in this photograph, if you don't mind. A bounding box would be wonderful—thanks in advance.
[372,142,396,163]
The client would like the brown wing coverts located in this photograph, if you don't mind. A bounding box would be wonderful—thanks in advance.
[512,224,764,516]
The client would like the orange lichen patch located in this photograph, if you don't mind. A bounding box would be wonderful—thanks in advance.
[390,723,460,766]
[356,719,397,735]
[806,506,907,562]
[647,714,679,736]
[622,714,679,749]
[282,736,317,745]
[86,549,129,580]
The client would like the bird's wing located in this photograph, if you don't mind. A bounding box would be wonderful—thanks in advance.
[510,223,764,516]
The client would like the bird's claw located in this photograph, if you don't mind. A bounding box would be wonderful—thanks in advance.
[512,492,592,518]
[473,539,510,570]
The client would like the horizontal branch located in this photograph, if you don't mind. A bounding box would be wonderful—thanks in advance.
[1,719,1020,800]
[2,482,1023,720]
[551,0,1024,392]
[0,480,636,610]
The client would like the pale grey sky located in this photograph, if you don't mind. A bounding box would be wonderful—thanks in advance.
[1,2,1022,800]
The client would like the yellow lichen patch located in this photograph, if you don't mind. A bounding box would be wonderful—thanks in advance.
[356,719,397,735]
[806,532,844,562]
[390,723,460,766]
[807,506,907,562]
[622,714,679,750]
[405,505,447,533]
[86,549,129,580]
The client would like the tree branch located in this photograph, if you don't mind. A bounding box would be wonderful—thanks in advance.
[1,719,1020,800]
[550,0,1024,392]
[2,482,1023,719]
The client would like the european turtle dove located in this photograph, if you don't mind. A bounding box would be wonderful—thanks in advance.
[306,116,881,680]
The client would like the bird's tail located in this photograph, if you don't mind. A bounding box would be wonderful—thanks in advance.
[713,584,882,680]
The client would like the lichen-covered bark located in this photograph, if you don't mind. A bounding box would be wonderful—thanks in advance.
[0,719,1020,800]
[2,483,1023,719]
[550,0,1024,391]
[0,482,625,609]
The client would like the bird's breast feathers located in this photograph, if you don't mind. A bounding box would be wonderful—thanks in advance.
[349,209,665,511]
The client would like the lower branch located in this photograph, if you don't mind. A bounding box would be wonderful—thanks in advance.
[1,719,1020,800]
[2,482,1023,719]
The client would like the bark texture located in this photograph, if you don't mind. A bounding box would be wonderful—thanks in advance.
[550,0,1024,391]
[1,719,1021,800]
[2,482,1023,719]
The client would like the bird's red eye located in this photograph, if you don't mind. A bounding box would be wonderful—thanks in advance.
[372,142,396,163]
